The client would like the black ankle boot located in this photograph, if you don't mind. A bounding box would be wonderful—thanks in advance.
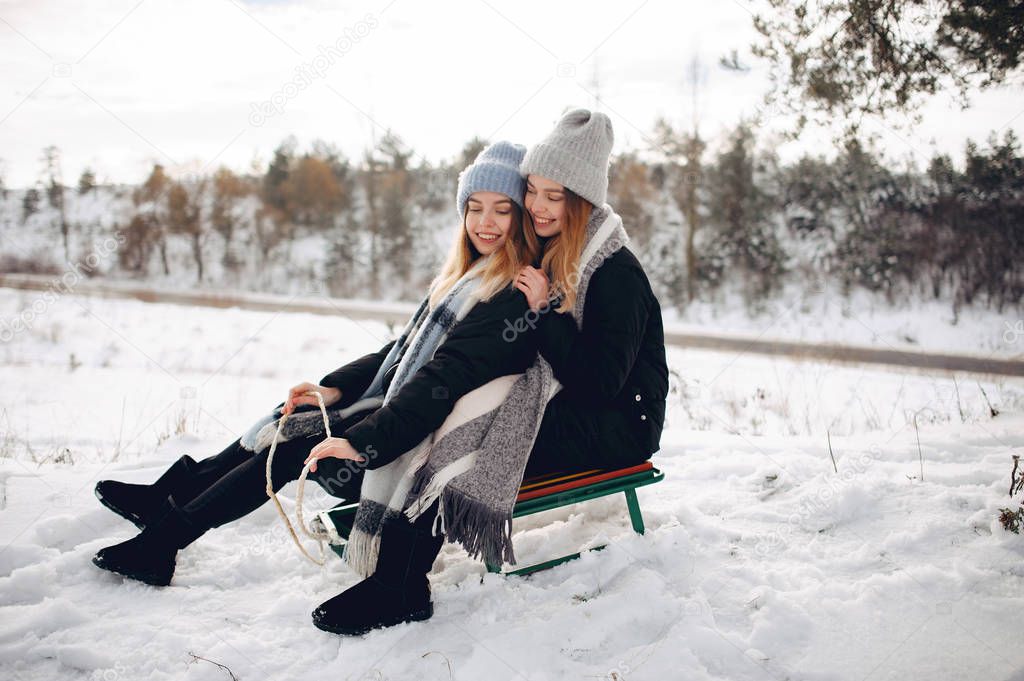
[95,455,198,529]
[312,511,445,636]
[92,496,205,586]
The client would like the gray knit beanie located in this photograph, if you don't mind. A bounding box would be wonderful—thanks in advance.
[520,108,614,207]
[456,141,527,216]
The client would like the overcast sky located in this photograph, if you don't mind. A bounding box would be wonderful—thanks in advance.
[2,0,1022,189]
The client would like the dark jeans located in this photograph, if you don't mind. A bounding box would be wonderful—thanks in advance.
[170,408,374,530]
[168,392,650,532]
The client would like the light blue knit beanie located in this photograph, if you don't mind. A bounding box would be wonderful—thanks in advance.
[520,108,614,207]
[456,141,527,216]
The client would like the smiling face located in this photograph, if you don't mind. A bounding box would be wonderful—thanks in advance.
[524,175,567,238]
[464,191,514,256]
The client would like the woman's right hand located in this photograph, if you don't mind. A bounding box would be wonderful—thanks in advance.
[516,266,551,312]
[283,382,341,415]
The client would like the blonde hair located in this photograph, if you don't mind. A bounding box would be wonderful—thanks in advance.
[538,189,593,313]
[429,201,539,307]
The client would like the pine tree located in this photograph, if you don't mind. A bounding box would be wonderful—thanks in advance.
[41,146,69,262]
[833,139,922,304]
[703,123,786,308]
[263,137,296,216]
[21,188,40,224]
[379,170,413,299]
[457,137,487,171]
[77,168,96,195]
[752,0,1024,138]
[654,119,707,305]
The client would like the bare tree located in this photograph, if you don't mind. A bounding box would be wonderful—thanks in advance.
[211,167,250,270]
[167,179,206,283]
[134,164,172,275]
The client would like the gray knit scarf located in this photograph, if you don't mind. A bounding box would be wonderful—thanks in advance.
[240,205,629,575]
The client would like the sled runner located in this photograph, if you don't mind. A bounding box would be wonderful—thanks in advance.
[315,461,664,577]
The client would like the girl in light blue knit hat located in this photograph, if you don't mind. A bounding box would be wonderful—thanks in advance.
[430,140,540,306]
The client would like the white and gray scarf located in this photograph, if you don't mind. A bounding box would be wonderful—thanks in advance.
[240,205,629,575]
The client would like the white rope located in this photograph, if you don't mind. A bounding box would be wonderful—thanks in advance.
[264,390,335,566]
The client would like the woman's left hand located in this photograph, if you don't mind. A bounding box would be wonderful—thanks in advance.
[516,266,550,312]
[304,437,365,473]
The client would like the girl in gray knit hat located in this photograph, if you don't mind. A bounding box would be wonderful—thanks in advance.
[515,108,670,478]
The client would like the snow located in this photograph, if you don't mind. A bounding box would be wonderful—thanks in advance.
[665,281,1024,361]
[1,286,1023,680]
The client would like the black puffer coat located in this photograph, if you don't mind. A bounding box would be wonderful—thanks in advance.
[525,246,669,475]
[318,286,537,469]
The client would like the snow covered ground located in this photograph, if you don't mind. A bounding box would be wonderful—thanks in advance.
[665,281,1024,361]
[1,286,1023,681]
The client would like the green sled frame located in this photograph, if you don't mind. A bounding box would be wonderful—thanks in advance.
[317,461,664,577]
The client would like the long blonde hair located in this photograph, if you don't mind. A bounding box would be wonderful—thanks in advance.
[429,201,539,307]
[538,189,593,313]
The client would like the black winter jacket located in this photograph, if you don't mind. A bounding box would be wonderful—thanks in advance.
[318,286,537,469]
[535,247,669,455]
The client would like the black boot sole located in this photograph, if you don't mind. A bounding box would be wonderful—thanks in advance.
[94,485,149,530]
[312,604,433,636]
[91,554,172,587]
